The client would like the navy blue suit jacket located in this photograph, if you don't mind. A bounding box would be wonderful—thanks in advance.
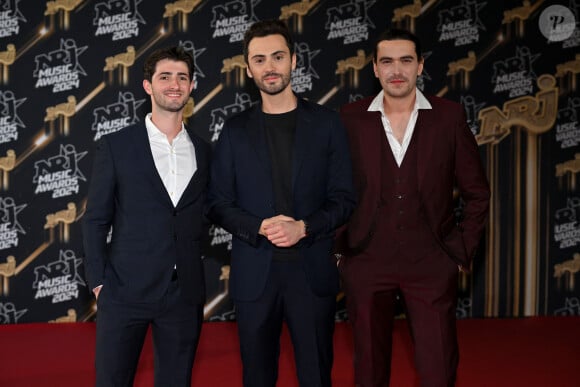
[82,124,211,304]
[207,98,356,301]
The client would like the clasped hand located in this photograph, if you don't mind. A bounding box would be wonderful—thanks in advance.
[259,215,306,247]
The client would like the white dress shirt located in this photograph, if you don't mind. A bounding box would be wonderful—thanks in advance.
[145,113,197,207]
[367,88,432,166]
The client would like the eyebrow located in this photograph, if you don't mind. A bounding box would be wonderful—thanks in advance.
[250,50,287,59]
[157,71,189,76]
[378,55,415,61]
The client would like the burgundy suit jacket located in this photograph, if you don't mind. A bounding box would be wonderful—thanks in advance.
[337,95,490,269]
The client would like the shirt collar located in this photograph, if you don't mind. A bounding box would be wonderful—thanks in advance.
[145,113,186,140]
[367,88,432,114]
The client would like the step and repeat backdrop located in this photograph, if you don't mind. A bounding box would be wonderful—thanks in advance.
[0,0,578,324]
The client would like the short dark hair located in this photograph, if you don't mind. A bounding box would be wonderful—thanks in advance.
[143,46,194,82]
[243,19,294,63]
[373,28,422,62]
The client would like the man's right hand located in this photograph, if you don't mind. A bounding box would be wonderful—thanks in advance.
[93,285,102,300]
[259,215,295,237]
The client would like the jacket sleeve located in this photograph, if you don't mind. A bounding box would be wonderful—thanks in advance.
[82,137,116,291]
[454,107,490,262]
[206,123,263,247]
[301,111,356,245]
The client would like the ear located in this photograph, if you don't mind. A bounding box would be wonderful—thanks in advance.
[373,61,379,78]
[417,58,424,76]
[291,53,297,71]
[142,79,152,95]
[246,66,253,79]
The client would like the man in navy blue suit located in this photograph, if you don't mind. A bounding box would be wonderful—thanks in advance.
[207,19,356,387]
[83,46,211,386]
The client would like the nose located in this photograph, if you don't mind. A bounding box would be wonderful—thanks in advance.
[264,57,276,71]
[169,76,180,88]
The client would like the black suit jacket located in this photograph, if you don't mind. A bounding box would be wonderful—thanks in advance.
[207,98,356,301]
[82,123,211,304]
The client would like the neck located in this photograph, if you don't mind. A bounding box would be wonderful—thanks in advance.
[261,88,297,114]
[150,110,183,143]
[383,91,416,115]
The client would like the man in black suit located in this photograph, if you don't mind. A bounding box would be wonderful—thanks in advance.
[82,46,211,386]
[207,20,356,387]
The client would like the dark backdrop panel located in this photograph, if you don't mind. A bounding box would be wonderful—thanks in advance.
[0,0,578,323]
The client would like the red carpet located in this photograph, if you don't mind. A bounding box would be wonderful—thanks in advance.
[1,318,578,386]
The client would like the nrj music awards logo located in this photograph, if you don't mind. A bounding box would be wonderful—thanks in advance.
[556,97,580,149]
[93,0,145,41]
[554,198,580,249]
[0,90,26,144]
[209,93,257,142]
[91,92,144,141]
[210,0,260,43]
[437,0,486,46]
[33,250,85,304]
[0,0,26,38]
[325,0,375,45]
[33,38,87,93]
[0,197,26,250]
[209,225,232,250]
[292,42,320,94]
[33,144,87,199]
[491,46,539,98]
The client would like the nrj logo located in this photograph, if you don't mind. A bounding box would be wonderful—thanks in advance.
[555,97,580,149]
[461,95,486,136]
[0,0,26,38]
[0,196,26,250]
[325,0,375,44]
[179,40,206,90]
[437,0,486,46]
[33,250,85,304]
[94,0,145,41]
[33,144,87,198]
[491,46,539,97]
[33,38,87,93]
[0,302,27,323]
[292,42,320,94]
[91,92,144,141]
[211,0,260,43]
[209,93,257,142]
[0,90,26,144]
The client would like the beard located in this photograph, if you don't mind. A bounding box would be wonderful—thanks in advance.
[254,71,292,95]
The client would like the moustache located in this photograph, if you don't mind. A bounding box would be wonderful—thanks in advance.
[263,72,281,79]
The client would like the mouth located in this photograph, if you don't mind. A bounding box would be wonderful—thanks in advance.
[263,74,280,82]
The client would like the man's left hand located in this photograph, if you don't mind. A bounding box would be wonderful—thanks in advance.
[263,218,306,247]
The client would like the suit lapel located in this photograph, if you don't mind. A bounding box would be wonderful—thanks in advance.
[134,125,174,208]
[415,108,436,193]
[291,100,310,191]
[176,127,207,209]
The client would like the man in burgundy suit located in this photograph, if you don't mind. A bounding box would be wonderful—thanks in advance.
[337,29,490,387]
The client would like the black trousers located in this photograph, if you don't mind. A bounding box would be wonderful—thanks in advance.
[235,260,337,387]
[94,279,203,387]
